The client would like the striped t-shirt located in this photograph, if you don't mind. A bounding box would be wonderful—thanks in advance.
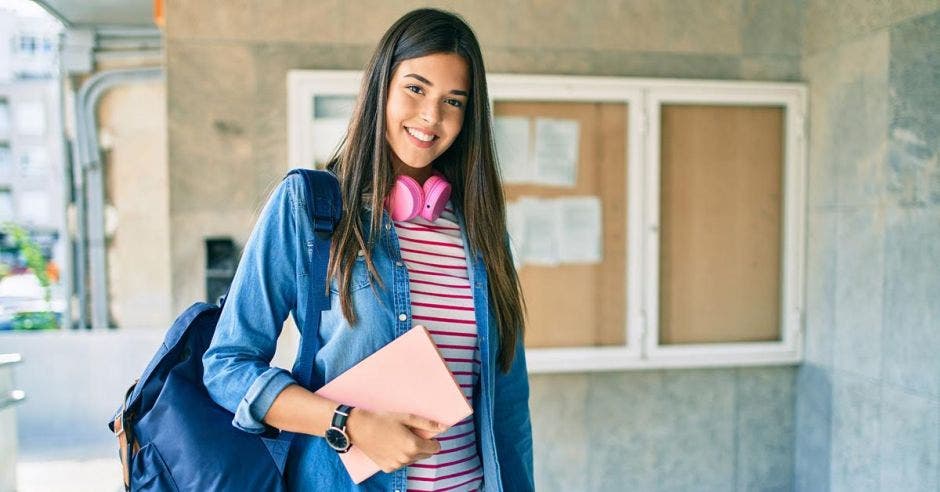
[394,201,484,492]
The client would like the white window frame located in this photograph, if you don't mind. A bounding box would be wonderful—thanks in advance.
[643,84,807,369]
[287,70,362,171]
[287,70,807,373]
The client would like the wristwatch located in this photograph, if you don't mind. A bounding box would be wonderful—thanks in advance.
[325,404,354,453]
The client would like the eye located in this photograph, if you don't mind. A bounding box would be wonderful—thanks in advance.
[445,99,464,109]
[406,85,423,95]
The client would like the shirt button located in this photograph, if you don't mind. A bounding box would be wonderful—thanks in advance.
[385,223,391,230]
[395,261,403,267]
[398,313,407,321]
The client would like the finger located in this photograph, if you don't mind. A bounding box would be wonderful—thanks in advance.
[409,455,431,465]
[404,413,445,433]
[417,438,440,456]
[407,453,428,464]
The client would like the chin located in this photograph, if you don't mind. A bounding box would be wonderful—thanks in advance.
[402,156,435,169]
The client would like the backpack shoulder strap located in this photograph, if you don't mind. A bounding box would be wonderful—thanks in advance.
[284,168,341,390]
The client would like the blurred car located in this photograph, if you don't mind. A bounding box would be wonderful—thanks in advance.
[0,273,65,330]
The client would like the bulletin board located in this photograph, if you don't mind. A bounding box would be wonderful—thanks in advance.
[495,101,629,349]
[658,104,784,345]
[288,70,808,372]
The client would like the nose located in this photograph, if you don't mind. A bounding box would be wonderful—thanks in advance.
[420,98,441,125]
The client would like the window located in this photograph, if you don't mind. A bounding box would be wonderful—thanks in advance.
[17,190,49,226]
[286,71,358,170]
[0,189,13,223]
[0,98,10,136]
[0,144,11,172]
[14,101,45,137]
[16,146,49,177]
[18,35,37,54]
[310,95,355,167]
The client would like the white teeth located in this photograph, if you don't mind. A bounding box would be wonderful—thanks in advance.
[406,127,434,142]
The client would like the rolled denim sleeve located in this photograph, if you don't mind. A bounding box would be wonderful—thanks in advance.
[202,175,304,433]
[493,331,535,491]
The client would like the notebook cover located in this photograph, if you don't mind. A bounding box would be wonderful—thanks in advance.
[314,324,474,484]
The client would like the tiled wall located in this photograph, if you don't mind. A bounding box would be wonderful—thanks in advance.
[796,3,940,491]
[531,367,795,491]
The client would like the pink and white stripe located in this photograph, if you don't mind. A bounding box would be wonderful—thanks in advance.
[396,202,483,492]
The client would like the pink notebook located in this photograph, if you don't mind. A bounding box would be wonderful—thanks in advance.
[314,325,474,484]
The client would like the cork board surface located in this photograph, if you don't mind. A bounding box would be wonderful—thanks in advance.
[658,104,784,344]
[496,101,629,348]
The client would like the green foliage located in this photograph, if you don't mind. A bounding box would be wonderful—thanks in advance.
[12,311,58,330]
[1,221,58,329]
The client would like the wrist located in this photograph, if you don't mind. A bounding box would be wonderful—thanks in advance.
[344,407,365,445]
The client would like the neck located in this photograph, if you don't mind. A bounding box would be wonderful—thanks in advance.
[392,158,433,185]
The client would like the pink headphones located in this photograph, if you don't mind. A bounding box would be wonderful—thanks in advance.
[384,171,452,222]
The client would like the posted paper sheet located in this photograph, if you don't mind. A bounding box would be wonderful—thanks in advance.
[493,116,532,183]
[507,195,603,267]
[533,118,580,187]
[556,196,603,263]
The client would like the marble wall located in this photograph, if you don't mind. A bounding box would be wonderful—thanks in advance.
[796,2,940,491]
[531,367,795,491]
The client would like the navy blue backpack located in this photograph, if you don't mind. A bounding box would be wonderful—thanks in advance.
[108,169,342,491]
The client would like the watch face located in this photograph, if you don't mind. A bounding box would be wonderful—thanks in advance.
[325,428,349,451]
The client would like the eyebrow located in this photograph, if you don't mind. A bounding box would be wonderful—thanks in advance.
[404,73,469,97]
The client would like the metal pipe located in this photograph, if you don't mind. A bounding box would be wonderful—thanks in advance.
[74,67,164,330]
[68,127,87,330]
[93,50,164,62]
[94,26,162,38]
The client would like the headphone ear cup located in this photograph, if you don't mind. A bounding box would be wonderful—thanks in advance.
[385,175,423,221]
[420,175,452,221]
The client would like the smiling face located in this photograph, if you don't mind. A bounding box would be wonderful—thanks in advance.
[384,52,470,182]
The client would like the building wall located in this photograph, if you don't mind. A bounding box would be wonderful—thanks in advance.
[98,81,173,330]
[795,2,940,491]
[0,6,65,288]
[0,80,63,233]
[164,1,806,490]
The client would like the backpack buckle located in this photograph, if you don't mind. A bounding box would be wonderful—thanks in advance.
[312,195,339,237]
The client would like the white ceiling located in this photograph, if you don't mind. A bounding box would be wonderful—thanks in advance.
[32,0,154,27]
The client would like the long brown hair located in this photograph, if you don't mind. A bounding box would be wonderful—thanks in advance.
[325,8,526,373]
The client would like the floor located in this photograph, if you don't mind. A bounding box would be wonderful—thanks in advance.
[16,458,123,492]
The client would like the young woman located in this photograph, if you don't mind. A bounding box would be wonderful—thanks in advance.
[203,8,533,492]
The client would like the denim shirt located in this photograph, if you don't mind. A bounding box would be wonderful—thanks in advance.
[203,174,534,492]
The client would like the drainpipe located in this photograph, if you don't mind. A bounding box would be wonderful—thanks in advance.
[73,66,163,330]
[59,23,163,330]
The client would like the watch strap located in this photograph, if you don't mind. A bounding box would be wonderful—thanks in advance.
[331,404,353,429]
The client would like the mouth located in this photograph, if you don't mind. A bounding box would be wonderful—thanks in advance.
[405,126,438,149]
